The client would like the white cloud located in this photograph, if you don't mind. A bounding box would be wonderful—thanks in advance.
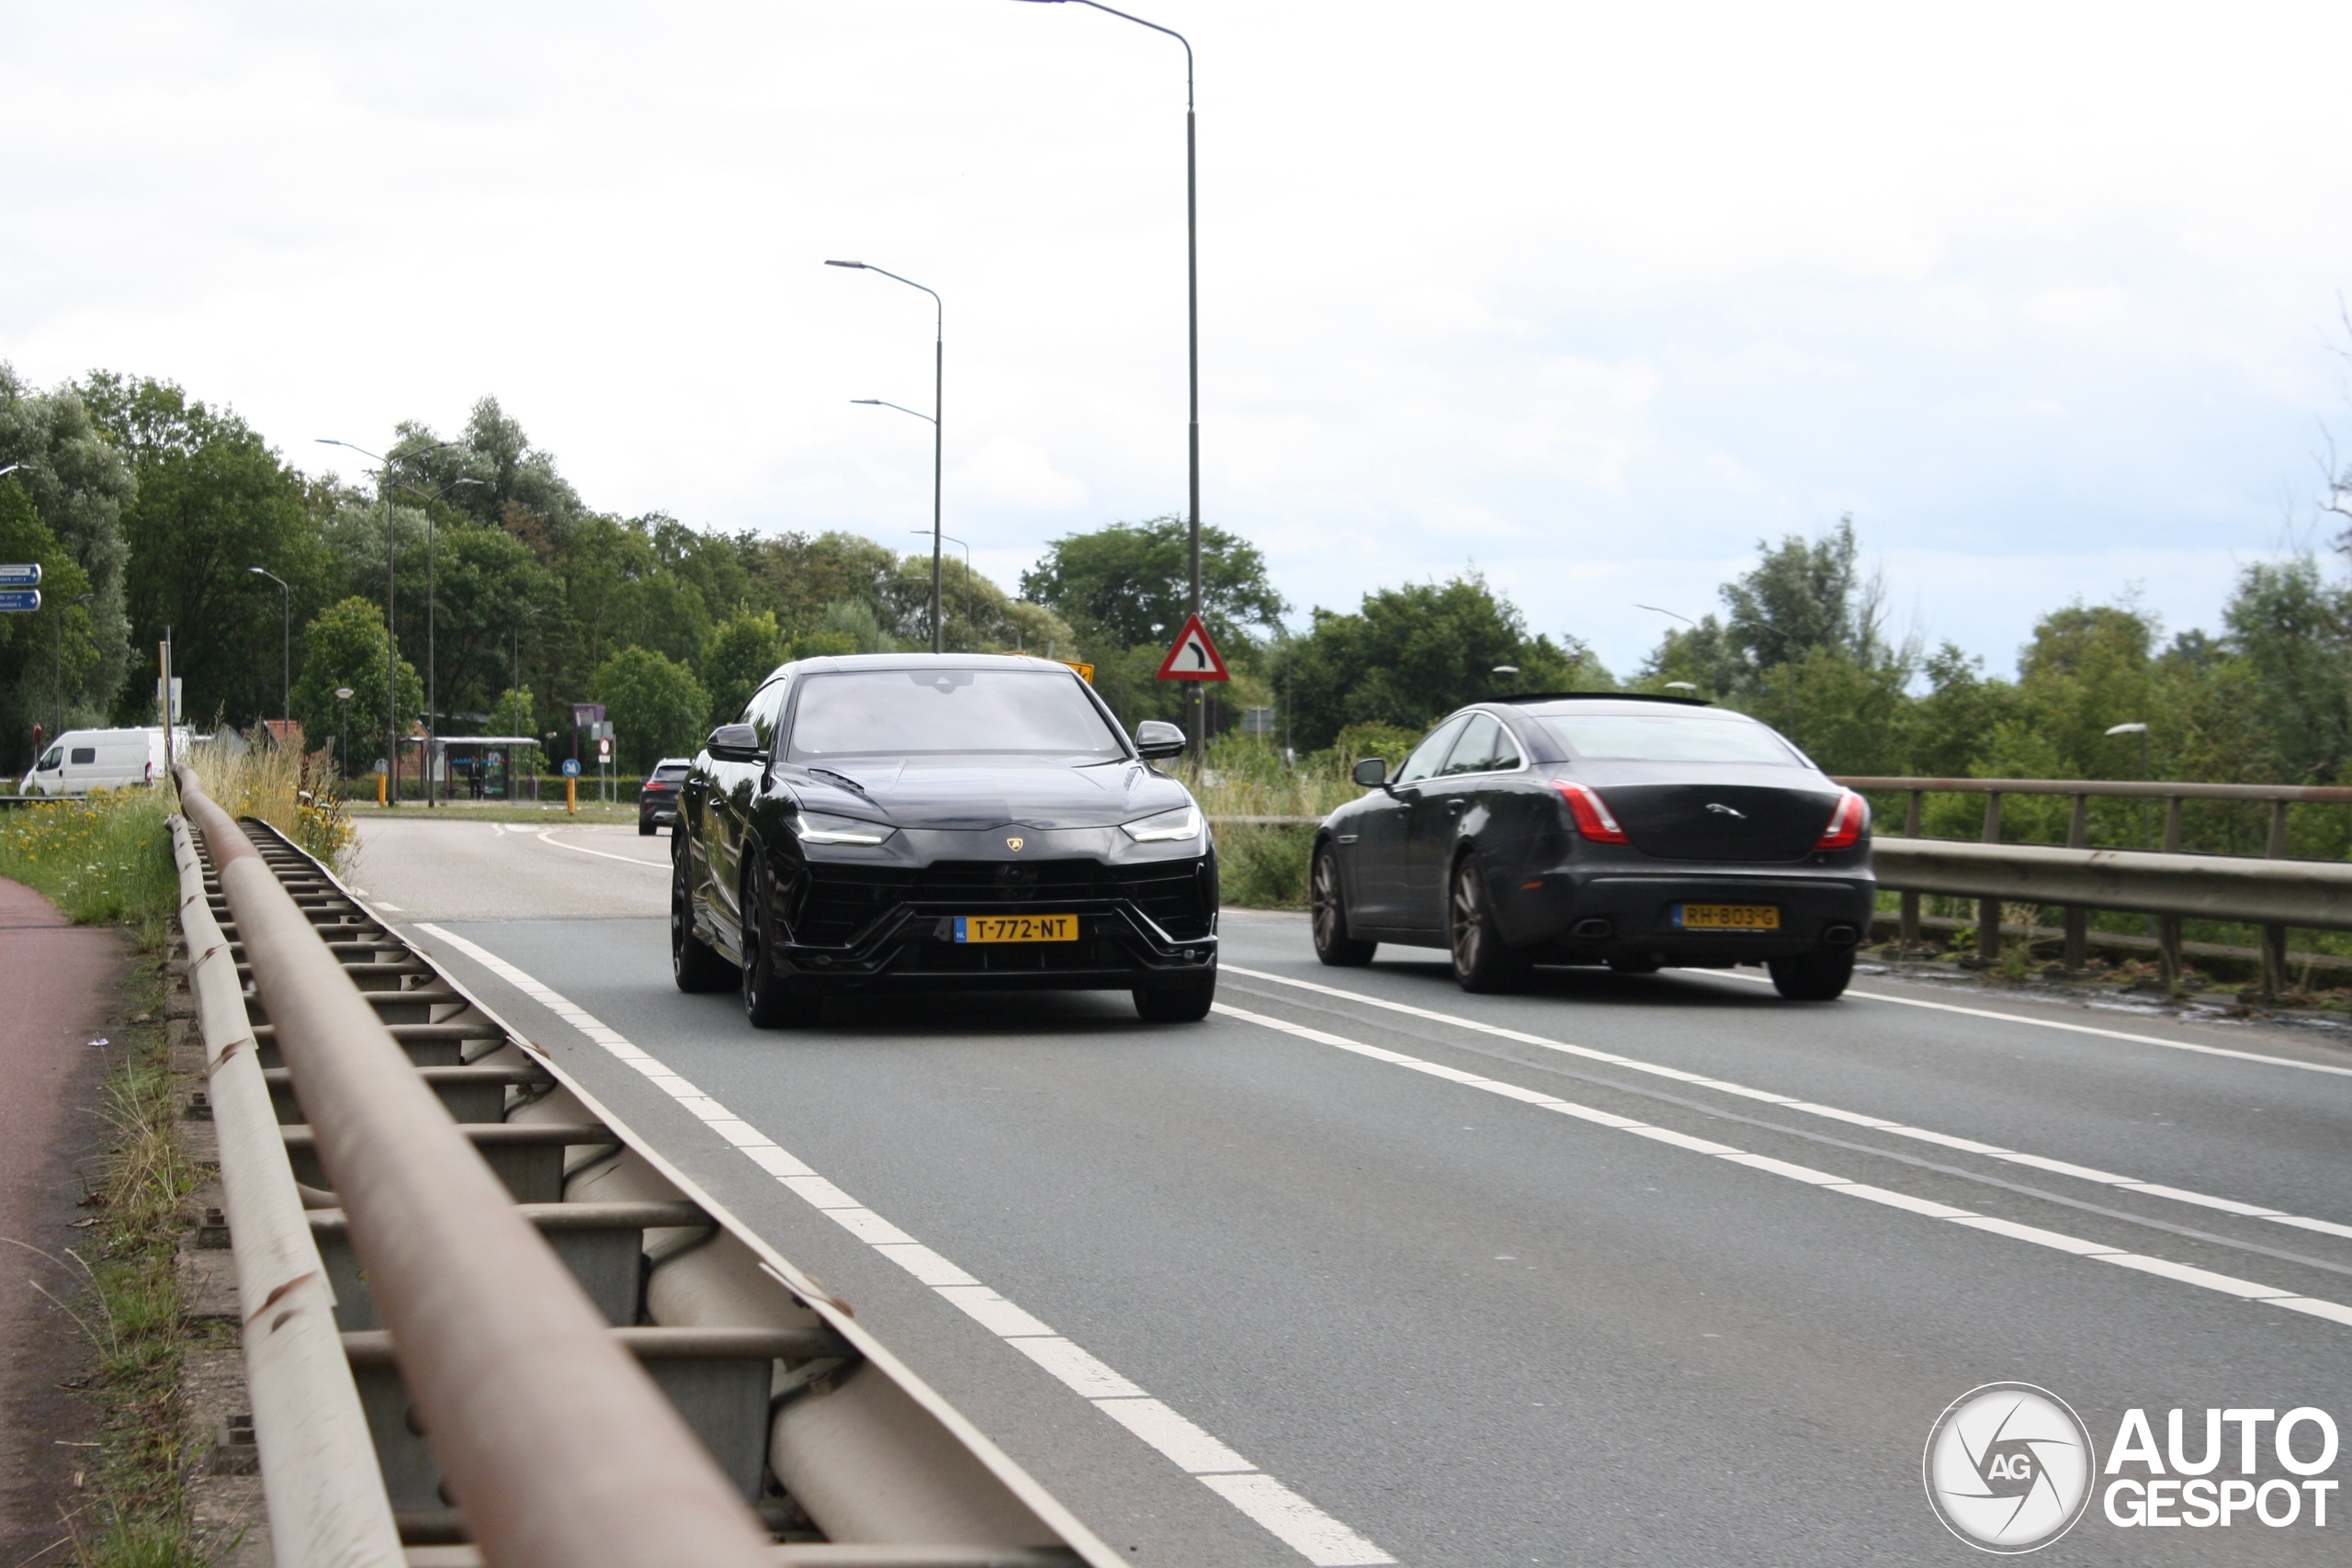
[3,0,2348,682]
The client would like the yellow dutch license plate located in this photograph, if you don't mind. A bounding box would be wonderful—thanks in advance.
[1677,903,1781,931]
[954,914,1079,944]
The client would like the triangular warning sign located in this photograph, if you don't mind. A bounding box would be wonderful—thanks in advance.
[1155,613,1230,681]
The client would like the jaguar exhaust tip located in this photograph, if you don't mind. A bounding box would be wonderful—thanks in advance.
[1571,918,1615,941]
[1824,924,1860,948]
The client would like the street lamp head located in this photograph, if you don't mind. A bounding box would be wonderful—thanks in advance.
[824,259,867,269]
[852,399,882,405]
[250,566,266,576]
[2105,721,2149,736]
[335,687,355,701]
[1491,665,1520,676]
[1665,681,1699,692]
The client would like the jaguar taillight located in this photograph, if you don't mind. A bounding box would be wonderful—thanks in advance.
[1554,781,1631,844]
[1815,790,1869,851]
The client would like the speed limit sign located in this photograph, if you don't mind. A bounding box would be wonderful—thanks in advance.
[597,736,613,762]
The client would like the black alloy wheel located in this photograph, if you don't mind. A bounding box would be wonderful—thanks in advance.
[1449,858,1529,993]
[1768,949,1854,1001]
[1310,845,1376,967]
[741,860,823,1027]
[1133,968,1216,1023]
[639,817,656,837]
[673,844,735,993]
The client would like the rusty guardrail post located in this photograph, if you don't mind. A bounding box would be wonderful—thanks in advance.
[2060,793,2089,970]
[174,767,776,1568]
[2263,798,2290,998]
[2157,796,2185,985]
[1897,790,1923,953]
[1975,792,2003,965]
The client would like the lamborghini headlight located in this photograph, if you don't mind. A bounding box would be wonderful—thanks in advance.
[790,810,894,846]
[1122,804,1204,843]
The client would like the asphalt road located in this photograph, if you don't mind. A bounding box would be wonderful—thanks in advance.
[359,817,2352,1565]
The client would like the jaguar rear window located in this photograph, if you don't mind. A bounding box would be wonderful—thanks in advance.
[787,670,1125,761]
[1535,714,1802,766]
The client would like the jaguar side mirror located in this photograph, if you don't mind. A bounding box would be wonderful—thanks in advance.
[706,723,763,762]
[1351,757,1390,789]
[1135,720,1186,760]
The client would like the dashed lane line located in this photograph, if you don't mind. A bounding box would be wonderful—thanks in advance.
[415,923,1396,1568]
[1211,1002,2352,1333]
[1223,964,2352,1245]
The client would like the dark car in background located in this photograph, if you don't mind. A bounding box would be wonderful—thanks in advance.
[672,654,1218,1027]
[1310,694,1873,999]
[639,758,691,835]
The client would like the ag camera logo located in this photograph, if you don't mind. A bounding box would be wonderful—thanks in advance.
[1923,1382,2097,1552]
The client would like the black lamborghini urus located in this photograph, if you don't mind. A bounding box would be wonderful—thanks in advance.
[673,654,1217,1027]
[1310,694,1873,999]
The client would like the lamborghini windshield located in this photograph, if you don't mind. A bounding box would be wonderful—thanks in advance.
[787,670,1127,761]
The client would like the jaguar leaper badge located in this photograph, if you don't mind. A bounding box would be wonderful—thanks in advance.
[1005,836,1025,852]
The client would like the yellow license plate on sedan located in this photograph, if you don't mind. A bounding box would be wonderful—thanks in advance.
[954,915,1079,943]
[1676,903,1781,931]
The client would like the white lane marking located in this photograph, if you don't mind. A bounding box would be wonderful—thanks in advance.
[532,828,668,869]
[375,900,403,911]
[1702,964,2352,1077]
[415,926,1394,1568]
[1224,965,2352,1243]
[1212,1002,2352,1334]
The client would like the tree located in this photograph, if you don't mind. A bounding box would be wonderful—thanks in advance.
[593,647,709,773]
[490,686,537,739]
[701,611,788,725]
[83,374,321,732]
[1286,574,1605,751]
[292,597,422,769]
[1020,518,1287,653]
[0,364,135,724]
[0,479,97,769]
[1636,514,1908,700]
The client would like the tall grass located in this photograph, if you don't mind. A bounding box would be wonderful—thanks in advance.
[0,789,176,927]
[180,739,356,871]
[1189,738,1372,909]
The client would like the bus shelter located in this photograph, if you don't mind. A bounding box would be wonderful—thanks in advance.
[408,736,544,800]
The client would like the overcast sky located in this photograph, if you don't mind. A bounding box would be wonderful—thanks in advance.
[6,1,2350,675]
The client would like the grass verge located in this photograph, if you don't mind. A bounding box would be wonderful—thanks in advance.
[62,943,209,1568]
[4,786,209,1563]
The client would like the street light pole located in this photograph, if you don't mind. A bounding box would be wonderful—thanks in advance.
[910,530,973,649]
[394,476,483,807]
[317,438,459,805]
[1017,0,1200,758]
[248,567,291,731]
[829,260,944,654]
[335,686,355,779]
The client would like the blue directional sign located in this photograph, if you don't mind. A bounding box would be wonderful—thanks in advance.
[0,590,40,614]
[0,563,39,588]
[561,757,581,777]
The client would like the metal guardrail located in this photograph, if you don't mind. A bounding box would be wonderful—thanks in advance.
[170,816,405,1568]
[174,765,1112,1567]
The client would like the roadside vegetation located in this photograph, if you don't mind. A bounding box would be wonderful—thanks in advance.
[63,955,206,1568]
[0,781,205,1563]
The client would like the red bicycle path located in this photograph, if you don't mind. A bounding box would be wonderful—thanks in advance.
[0,876,123,1563]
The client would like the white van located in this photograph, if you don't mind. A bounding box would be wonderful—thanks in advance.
[18,728,186,795]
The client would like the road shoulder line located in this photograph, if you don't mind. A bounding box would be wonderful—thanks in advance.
[416,924,1396,1568]
[1223,964,2352,1243]
[1212,1001,2351,1335]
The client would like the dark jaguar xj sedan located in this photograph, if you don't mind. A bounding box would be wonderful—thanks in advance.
[672,654,1218,1027]
[1311,694,1874,999]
